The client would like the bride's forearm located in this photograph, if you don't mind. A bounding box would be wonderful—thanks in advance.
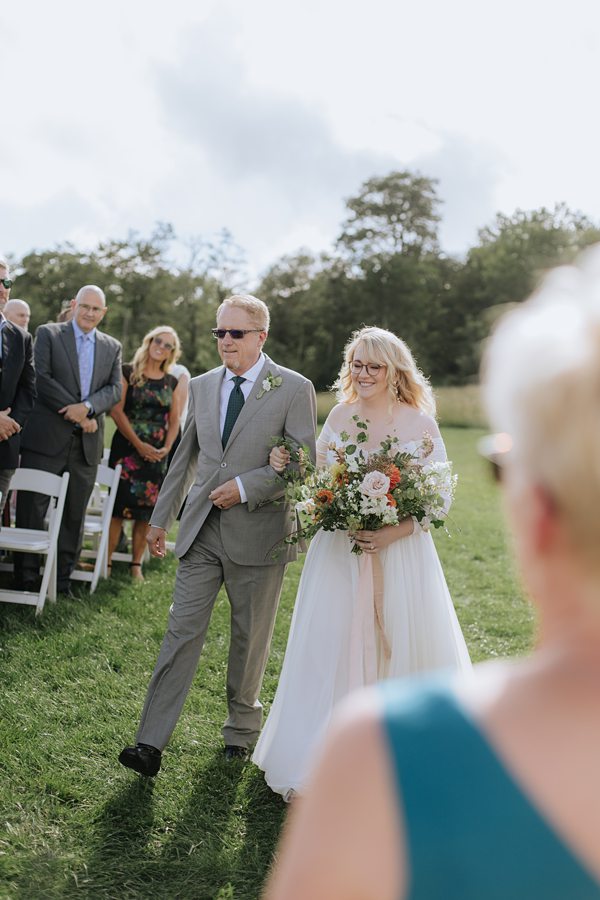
[392,518,415,541]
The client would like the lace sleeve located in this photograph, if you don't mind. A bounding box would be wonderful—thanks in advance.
[316,420,335,468]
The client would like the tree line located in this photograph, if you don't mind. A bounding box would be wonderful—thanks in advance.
[9,171,600,389]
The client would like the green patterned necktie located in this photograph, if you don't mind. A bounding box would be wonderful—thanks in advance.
[222,376,246,447]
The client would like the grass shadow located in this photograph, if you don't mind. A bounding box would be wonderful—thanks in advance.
[144,751,286,899]
[64,777,157,898]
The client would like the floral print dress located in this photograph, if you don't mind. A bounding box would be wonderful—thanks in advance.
[109,364,178,521]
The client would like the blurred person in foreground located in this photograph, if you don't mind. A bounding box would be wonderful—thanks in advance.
[264,249,600,899]
[4,299,31,331]
[0,258,36,517]
[108,326,185,581]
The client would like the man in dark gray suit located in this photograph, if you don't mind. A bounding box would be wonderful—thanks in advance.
[120,294,316,776]
[0,256,36,515]
[16,285,122,594]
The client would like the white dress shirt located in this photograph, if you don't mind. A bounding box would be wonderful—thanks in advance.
[220,353,265,504]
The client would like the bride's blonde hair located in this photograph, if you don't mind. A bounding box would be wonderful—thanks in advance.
[334,326,436,415]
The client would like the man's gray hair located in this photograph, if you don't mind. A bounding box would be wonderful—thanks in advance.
[75,285,106,306]
[0,256,9,273]
[5,299,30,313]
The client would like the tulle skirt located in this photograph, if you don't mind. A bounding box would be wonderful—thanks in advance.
[252,526,471,798]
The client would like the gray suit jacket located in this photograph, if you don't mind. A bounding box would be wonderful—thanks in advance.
[150,355,317,566]
[21,321,122,466]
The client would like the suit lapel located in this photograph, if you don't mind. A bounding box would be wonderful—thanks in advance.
[1,322,14,373]
[60,323,81,393]
[200,368,225,449]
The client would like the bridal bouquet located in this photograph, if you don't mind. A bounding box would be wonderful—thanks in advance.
[278,416,456,553]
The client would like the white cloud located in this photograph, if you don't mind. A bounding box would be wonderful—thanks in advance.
[1,0,600,274]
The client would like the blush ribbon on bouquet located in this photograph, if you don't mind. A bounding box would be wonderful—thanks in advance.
[348,551,391,689]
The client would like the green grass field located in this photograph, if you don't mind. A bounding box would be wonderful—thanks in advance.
[0,426,533,899]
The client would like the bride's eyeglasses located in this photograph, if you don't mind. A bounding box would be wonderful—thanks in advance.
[478,433,513,482]
[350,361,386,377]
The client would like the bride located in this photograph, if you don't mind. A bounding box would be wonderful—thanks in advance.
[252,326,471,800]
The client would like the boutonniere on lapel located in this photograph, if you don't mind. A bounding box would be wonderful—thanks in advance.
[257,371,283,399]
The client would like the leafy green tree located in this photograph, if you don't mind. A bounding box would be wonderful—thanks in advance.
[450,204,600,381]
[337,170,441,267]
[466,204,600,309]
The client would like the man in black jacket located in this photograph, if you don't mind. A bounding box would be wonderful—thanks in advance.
[0,257,36,516]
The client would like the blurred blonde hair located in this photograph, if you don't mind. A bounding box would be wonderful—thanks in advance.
[216,294,270,331]
[483,244,600,568]
[130,326,181,386]
[334,325,436,415]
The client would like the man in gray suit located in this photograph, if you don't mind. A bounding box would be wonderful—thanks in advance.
[120,294,316,776]
[16,285,122,594]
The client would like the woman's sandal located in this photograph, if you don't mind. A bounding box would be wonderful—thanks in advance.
[130,563,145,582]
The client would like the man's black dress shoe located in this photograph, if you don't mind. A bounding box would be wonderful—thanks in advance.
[224,745,249,761]
[119,743,162,776]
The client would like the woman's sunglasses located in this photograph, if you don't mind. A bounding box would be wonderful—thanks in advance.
[0,278,13,289]
[478,433,513,482]
[152,336,175,351]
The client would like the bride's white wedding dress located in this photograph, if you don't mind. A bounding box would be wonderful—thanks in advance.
[252,420,472,799]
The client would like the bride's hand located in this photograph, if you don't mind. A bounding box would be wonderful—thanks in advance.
[270,445,291,473]
[352,520,414,553]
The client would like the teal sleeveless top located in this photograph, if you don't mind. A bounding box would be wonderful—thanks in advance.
[380,679,600,899]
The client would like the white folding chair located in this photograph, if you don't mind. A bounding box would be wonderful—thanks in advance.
[71,463,122,593]
[0,469,70,615]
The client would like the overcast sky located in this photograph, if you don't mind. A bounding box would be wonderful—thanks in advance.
[2,0,599,280]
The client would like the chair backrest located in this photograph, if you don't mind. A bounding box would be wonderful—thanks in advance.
[93,463,122,506]
[8,468,70,535]
[8,469,66,498]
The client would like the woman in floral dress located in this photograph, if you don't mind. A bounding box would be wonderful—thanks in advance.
[108,326,186,581]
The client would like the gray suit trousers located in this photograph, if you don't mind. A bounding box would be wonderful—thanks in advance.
[137,509,286,751]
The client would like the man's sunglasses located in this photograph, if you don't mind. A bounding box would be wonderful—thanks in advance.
[211,328,264,340]
[478,433,513,482]
[0,279,14,289]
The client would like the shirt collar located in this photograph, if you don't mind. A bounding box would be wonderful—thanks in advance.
[72,319,97,343]
[223,352,265,385]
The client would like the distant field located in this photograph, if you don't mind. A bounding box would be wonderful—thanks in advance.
[317,383,486,428]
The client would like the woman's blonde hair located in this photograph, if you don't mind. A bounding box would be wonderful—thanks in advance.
[483,245,600,569]
[334,325,436,415]
[130,326,181,386]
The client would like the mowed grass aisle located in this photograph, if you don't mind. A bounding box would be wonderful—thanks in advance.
[0,427,534,899]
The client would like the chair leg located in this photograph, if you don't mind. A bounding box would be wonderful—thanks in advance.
[45,554,57,604]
